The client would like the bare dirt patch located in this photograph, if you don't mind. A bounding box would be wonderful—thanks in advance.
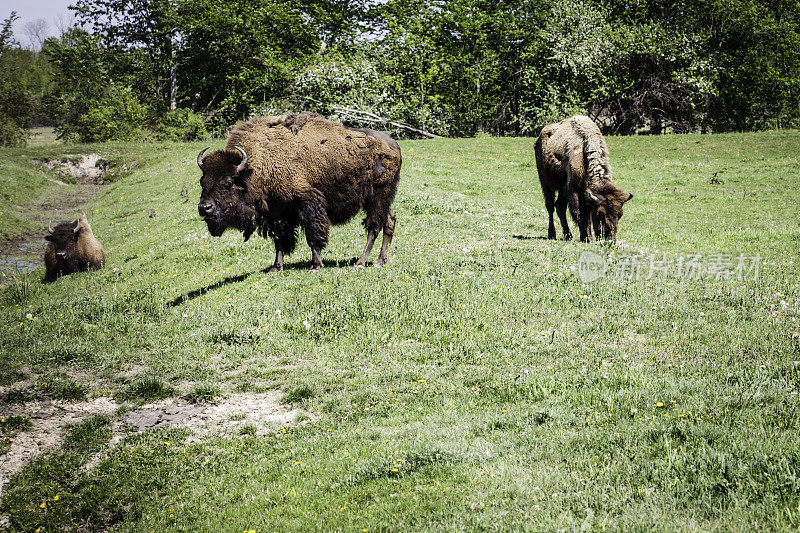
[120,392,300,442]
[0,392,304,511]
[33,154,111,185]
[0,398,119,499]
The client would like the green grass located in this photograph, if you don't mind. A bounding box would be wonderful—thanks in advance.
[0,131,799,531]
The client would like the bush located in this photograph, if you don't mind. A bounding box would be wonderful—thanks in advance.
[62,87,149,143]
[0,114,27,147]
[155,108,209,141]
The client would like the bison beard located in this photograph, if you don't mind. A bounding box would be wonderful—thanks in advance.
[196,113,401,271]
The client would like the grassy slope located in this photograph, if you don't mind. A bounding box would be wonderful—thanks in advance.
[0,147,56,240]
[1,131,799,531]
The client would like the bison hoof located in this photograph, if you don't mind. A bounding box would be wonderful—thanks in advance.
[564,233,573,241]
[309,264,322,272]
[266,266,283,273]
[354,263,366,269]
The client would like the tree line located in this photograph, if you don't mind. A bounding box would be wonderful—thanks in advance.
[1,0,799,145]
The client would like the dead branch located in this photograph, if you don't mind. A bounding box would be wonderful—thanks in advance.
[293,97,441,139]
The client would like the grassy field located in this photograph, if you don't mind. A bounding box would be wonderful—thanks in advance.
[0,130,799,531]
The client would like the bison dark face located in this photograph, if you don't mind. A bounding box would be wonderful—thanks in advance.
[45,219,81,262]
[197,146,257,240]
[587,185,633,240]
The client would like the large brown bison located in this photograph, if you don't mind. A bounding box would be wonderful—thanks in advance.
[535,115,632,241]
[197,112,401,271]
[44,213,105,282]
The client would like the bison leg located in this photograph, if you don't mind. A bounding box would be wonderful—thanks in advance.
[543,187,557,239]
[267,250,284,273]
[555,190,572,241]
[357,191,395,267]
[355,228,379,268]
[568,191,585,241]
[578,196,593,243]
[298,189,330,271]
[375,210,397,267]
[266,219,297,273]
[568,190,592,243]
[591,210,601,241]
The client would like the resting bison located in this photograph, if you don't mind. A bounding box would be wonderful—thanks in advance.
[197,112,401,271]
[44,213,105,282]
[535,115,632,241]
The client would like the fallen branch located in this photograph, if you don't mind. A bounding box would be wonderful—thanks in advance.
[292,97,441,139]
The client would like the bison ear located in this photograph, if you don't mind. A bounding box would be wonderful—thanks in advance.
[45,235,53,242]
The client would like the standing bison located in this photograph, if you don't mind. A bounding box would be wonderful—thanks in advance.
[44,213,105,282]
[197,113,401,271]
[535,115,632,241]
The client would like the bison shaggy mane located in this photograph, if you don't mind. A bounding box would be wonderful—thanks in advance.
[197,112,401,271]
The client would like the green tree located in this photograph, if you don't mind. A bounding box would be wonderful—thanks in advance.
[43,28,110,132]
[177,0,319,131]
[71,0,180,112]
[0,12,30,146]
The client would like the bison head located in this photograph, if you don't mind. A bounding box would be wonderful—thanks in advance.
[197,146,257,241]
[586,184,633,240]
[46,219,81,262]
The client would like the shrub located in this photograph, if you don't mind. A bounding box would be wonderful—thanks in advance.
[0,114,27,147]
[64,87,149,143]
[155,108,209,141]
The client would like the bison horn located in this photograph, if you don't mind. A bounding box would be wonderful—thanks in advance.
[197,146,210,170]
[48,221,54,234]
[73,219,81,234]
[587,190,600,204]
[234,146,248,174]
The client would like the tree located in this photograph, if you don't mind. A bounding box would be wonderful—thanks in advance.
[71,0,181,112]
[23,19,49,51]
[0,12,30,145]
[177,0,319,130]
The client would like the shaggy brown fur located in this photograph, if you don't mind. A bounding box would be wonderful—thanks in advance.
[535,115,632,241]
[44,213,106,282]
[197,112,401,271]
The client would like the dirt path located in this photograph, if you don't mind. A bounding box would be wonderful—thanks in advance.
[0,156,107,283]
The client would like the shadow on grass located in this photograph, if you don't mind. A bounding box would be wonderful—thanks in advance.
[167,257,363,307]
[168,272,255,307]
[512,234,550,240]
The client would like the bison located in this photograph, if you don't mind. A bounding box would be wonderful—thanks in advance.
[44,213,105,282]
[197,112,401,271]
[535,115,632,241]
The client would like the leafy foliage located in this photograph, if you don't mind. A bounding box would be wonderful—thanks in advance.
[59,86,150,142]
[3,0,800,137]
[155,107,208,141]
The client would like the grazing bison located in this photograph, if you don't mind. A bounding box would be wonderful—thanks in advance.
[535,115,632,241]
[44,213,105,282]
[197,112,401,271]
